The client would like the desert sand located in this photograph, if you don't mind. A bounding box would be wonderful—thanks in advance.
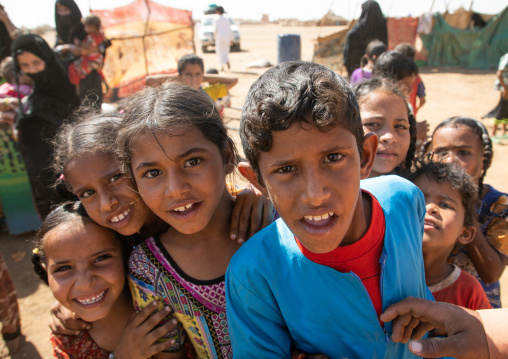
[0,23,507,358]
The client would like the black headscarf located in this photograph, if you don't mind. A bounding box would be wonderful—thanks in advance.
[12,34,79,125]
[343,0,388,76]
[55,0,86,45]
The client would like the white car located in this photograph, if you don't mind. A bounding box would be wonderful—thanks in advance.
[198,14,241,53]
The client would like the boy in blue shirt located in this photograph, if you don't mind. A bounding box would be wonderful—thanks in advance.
[226,61,436,358]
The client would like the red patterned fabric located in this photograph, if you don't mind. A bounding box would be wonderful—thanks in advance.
[51,331,110,359]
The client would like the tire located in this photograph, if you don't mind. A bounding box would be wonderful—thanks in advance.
[202,45,208,53]
[231,43,241,52]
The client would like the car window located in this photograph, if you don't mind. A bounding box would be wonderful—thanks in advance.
[204,18,213,26]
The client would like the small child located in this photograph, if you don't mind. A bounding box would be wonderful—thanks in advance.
[421,117,508,308]
[350,39,386,87]
[31,202,181,358]
[409,160,491,310]
[394,43,426,117]
[373,50,429,146]
[145,54,238,118]
[0,56,32,123]
[227,61,435,358]
[67,14,106,88]
[355,77,416,177]
[484,52,508,143]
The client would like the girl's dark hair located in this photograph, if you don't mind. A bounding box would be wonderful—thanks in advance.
[372,50,418,81]
[83,14,101,29]
[118,82,238,178]
[52,108,123,197]
[355,77,417,173]
[419,116,493,198]
[32,201,128,285]
[409,160,479,227]
[360,39,387,67]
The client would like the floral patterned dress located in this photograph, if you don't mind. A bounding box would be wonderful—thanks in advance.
[128,235,232,359]
[51,331,110,359]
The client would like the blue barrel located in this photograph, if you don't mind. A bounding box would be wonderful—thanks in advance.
[277,34,301,64]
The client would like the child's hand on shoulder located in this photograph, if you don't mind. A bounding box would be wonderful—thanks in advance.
[112,301,181,359]
[230,181,273,244]
[49,300,90,335]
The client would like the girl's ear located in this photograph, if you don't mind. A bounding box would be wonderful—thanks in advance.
[238,162,269,197]
[457,225,476,245]
[360,132,378,179]
[224,138,236,175]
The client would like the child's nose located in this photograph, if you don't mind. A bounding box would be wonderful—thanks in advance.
[300,170,330,207]
[379,129,395,143]
[164,172,190,199]
[99,192,119,212]
[75,270,94,291]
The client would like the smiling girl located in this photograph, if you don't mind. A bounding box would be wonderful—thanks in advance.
[32,202,182,358]
[118,82,248,358]
[355,77,417,177]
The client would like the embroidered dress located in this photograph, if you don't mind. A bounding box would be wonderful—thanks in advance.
[51,331,110,359]
[449,185,508,308]
[129,235,232,358]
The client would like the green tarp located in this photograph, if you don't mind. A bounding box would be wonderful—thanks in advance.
[421,6,508,69]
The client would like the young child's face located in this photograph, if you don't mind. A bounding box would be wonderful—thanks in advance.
[432,125,484,182]
[360,90,410,177]
[414,175,468,253]
[65,152,153,236]
[45,221,125,323]
[398,74,416,97]
[248,121,376,253]
[16,52,45,74]
[130,126,235,235]
[179,63,204,91]
[17,72,32,85]
[84,24,99,34]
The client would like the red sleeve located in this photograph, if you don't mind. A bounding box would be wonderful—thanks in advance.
[51,333,73,359]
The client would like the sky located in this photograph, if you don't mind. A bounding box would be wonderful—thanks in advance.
[3,0,507,28]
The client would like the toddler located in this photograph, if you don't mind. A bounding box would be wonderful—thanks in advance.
[394,43,426,117]
[350,39,386,87]
[409,160,491,310]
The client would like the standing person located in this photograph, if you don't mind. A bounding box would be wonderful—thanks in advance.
[54,0,103,107]
[12,34,79,219]
[227,61,435,358]
[0,251,21,356]
[421,117,508,308]
[483,52,508,143]
[349,39,386,87]
[213,6,233,71]
[343,0,387,78]
[0,5,18,61]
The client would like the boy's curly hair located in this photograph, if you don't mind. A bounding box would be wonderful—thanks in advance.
[409,159,479,227]
[240,61,363,183]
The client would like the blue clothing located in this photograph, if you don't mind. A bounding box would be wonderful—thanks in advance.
[226,175,435,359]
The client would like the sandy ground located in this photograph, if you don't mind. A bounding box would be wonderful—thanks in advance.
[1,23,507,358]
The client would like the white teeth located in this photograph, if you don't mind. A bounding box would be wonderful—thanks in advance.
[111,209,130,223]
[304,212,333,221]
[174,203,193,212]
[76,290,106,305]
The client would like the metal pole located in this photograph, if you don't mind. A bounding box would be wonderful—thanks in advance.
[143,0,151,76]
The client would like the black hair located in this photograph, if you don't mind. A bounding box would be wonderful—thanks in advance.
[394,43,416,60]
[118,81,238,178]
[373,50,418,81]
[177,54,204,75]
[52,108,123,197]
[409,160,478,227]
[241,61,362,182]
[83,14,101,29]
[354,77,417,173]
[360,39,387,67]
[206,68,219,74]
[419,116,493,198]
[31,201,128,285]
[216,6,225,14]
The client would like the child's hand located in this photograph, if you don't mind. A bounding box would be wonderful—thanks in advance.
[113,301,180,359]
[416,120,429,140]
[49,300,91,335]
[230,183,273,244]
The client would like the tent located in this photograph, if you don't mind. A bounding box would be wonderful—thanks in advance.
[92,0,194,98]
[421,6,508,69]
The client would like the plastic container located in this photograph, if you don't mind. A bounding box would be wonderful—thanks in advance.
[277,34,301,64]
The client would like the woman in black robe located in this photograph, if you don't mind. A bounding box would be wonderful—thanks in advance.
[343,0,388,77]
[55,0,102,107]
[12,34,79,219]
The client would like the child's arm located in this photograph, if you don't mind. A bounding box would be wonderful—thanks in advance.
[230,182,273,244]
[145,74,178,87]
[49,300,90,335]
[203,73,238,91]
[498,70,508,100]
[416,82,426,111]
[226,268,292,358]
[113,301,185,359]
[464,223,508,283]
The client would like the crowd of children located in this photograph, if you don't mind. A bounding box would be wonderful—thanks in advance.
[0,3,507,357]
